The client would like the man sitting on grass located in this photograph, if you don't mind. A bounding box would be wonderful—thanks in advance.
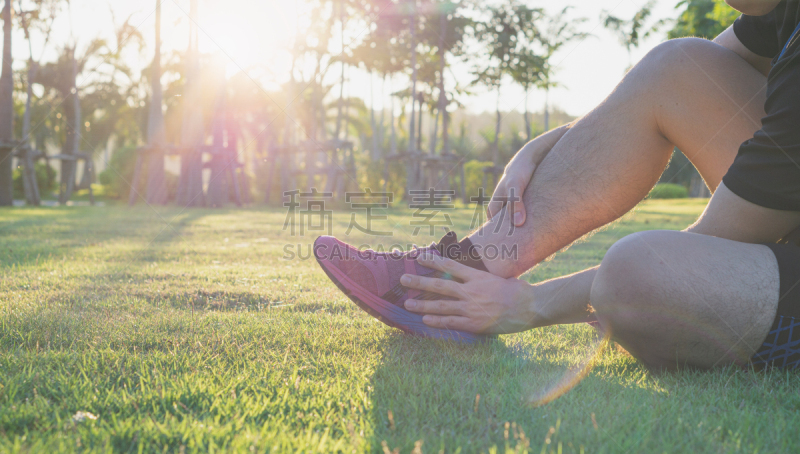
[315,0,800,370]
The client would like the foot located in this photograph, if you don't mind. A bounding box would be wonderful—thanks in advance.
[314,232,490,343]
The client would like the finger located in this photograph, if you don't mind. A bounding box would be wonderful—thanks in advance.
[422,315,475,332]
[404,299,465,315]
[400,274,462,298]
[486,180,507,221]
[505,174,530,227]
[416,254,479,281]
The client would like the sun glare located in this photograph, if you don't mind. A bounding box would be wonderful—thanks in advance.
[198,0,300,80]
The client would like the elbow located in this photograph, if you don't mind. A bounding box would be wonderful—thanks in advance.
[725,0,781,16]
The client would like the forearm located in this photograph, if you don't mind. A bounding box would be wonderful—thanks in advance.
[516,124,572,169]
[528,267,598,329]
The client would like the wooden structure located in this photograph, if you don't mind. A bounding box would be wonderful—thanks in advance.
[2,140,39,205]
[129,115,248,208]
[129,144,181,206]
[2,140,96,206]
[420,153,467,203]
[292,139,356,201]
[202,134,243,207]
[384,150,422,195]
[175,146,205,207]
[52,152,95,205]
[262,142,295,205]
[385,150,468,203]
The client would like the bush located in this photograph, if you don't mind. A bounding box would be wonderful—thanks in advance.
[12,162,57,199]
[648,183,688,199]
[99,146,140,199]
[463,160,495,201]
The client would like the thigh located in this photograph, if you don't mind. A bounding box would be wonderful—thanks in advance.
[650,38,767,190]
[591,230,779,370]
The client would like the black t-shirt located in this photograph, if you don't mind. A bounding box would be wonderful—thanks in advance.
[723,0,800,211]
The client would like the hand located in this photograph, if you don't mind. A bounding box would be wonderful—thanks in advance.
[399,255,537,334]
[487,124,571,227]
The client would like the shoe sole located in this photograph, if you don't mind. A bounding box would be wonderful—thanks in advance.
[314,246,483,344]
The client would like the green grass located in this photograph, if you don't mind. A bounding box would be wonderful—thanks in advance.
[2,199,799,453]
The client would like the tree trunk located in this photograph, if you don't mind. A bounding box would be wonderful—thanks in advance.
[176,0,204,207]
[544,87,550,132]
[21,61,40,205]
[408,2,417,152]
[335,0,345,140]
[378,74,386,158]
[22,64,35,143]
[431,10,447,155]
[416,94,423,152]
[343,70,350,141]
[318,62,327,141]
[311,59,321,141]
[524,87,531,141]
[370,71,379,160]
[493,89,501,166]
[0,0,13,206]
[390,77,397,155]
[406,0,419,197]
[146,0,167,205]
[59,51,79,205]
[207,86,229,207]
[429,101,439,155]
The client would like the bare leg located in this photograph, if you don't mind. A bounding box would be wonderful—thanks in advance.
[524,230,779,369]
[471,38,767,278]
[590,230,778,370]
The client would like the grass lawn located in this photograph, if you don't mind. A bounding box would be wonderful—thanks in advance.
[2,199,799,453]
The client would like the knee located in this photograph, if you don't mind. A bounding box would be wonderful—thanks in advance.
[590,231,670,326]
[635,38,714,82]
[642,38,710,67]
[591,231,679,368]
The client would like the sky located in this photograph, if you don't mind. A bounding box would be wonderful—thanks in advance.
[13,0,693,119]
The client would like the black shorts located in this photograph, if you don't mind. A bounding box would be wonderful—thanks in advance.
[723,6,800,211]
[751,242,800,369]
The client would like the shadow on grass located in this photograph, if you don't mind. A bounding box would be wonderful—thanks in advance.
[0,207,211,270]
[364,329,618,453]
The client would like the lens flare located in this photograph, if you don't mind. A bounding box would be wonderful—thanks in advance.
[527,328,612,407]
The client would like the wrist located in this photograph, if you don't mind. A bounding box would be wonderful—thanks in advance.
[513,279,543,331]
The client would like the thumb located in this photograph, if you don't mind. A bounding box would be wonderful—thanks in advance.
[486,181,506,221]
[510,189,526,227]
[506,176,529,227]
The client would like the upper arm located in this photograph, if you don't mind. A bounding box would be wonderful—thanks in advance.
[714,26,773,76]
[689,183,800,243]
[726,0,782,16]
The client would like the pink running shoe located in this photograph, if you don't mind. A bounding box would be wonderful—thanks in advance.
[314,232,488,343]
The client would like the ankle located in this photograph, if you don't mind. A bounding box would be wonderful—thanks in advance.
[438,236,489,272]
[466,236,523,278]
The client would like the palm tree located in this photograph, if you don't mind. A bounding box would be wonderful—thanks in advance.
[176,0,204,207]
[16,1,59,204]
[407,0,418,157]
[534,7,588,131]
[335,0,347,139]
[421,0,468,156]
[602,0,667,70]
[0,0,13,206]
[472,0,539,165]
[509,47,544,141]
[145,0,167,205]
